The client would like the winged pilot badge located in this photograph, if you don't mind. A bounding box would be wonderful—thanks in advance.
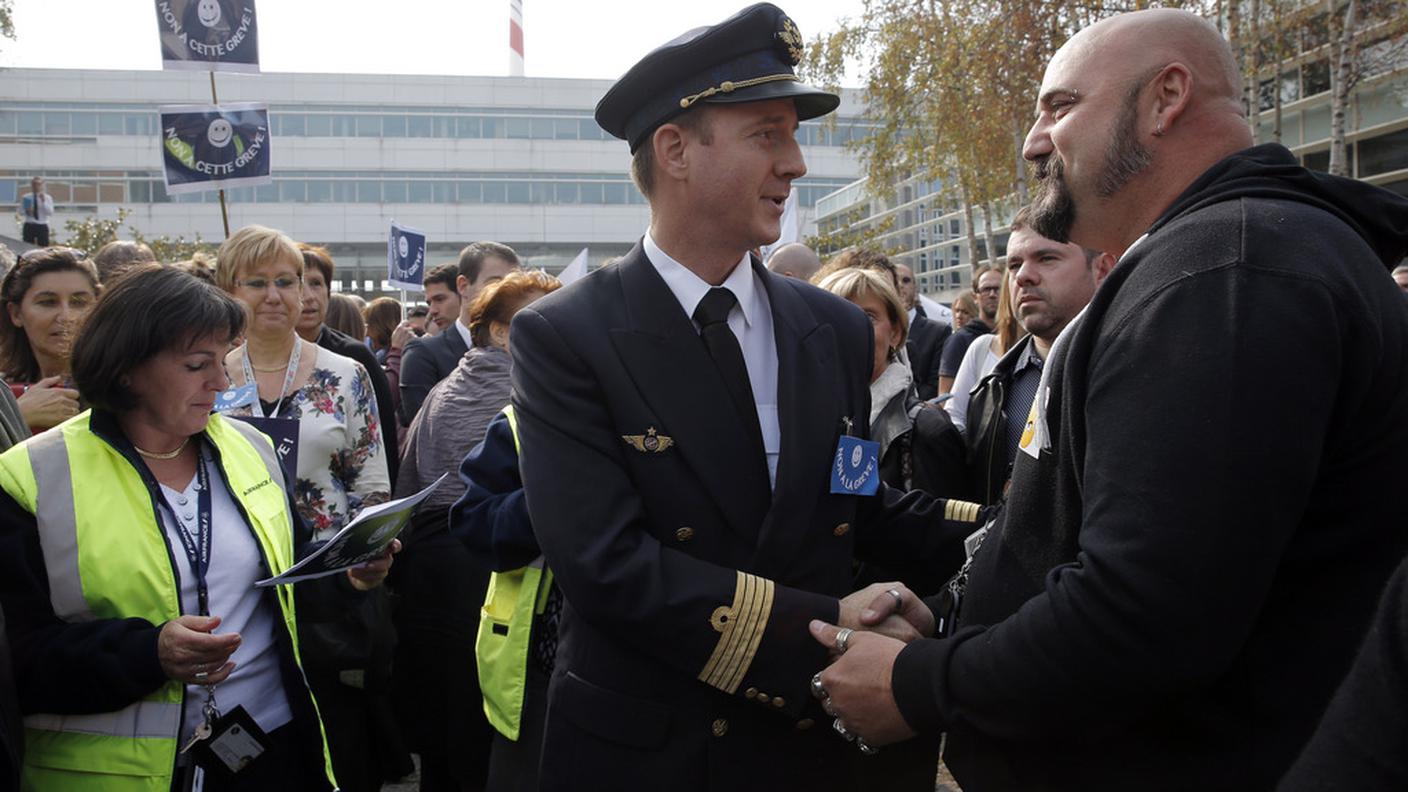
[622,426,675,454]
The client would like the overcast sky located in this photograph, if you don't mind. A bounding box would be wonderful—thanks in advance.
[1,0,866,80]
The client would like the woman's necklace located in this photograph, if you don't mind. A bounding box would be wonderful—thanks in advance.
[134,437,190,460]
[248,338,299,373]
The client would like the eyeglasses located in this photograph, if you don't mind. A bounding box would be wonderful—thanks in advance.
[237,277,302,292]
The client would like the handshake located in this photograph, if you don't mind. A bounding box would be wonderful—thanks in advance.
[806,583,935,750]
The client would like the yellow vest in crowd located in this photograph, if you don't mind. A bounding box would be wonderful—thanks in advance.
[476,405,555,741]
[0,412,337,791]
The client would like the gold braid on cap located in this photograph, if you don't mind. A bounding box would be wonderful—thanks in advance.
[678,74,799,109]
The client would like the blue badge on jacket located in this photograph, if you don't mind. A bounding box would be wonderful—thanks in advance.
[830,435,880,496]
[214,383,257,412]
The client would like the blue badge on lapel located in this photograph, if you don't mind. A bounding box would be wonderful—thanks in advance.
[830,435,880,496]
[214,383,257,412]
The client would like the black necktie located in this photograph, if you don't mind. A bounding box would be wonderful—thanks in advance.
[693,288,766,459]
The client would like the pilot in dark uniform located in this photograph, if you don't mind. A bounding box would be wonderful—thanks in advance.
[508,5,983,789]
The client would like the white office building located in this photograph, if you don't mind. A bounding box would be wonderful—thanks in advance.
[1,68,867,295]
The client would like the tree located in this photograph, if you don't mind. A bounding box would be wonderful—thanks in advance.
[1324,0,1408,176]
[0,1,15,46]
[804,0,1204,274]
[62,208,215,262]
[61,209,130,257]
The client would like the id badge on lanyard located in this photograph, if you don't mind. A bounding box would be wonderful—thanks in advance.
[163,450,272,787]
[232,343,302,473]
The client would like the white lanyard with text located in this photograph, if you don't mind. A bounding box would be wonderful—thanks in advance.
[240,339,302,419]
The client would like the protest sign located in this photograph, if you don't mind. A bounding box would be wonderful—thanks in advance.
[155,0,260,73]
[387,222,428,291]
[160,103,272,195]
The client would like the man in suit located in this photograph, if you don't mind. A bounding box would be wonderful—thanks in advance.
[509,5,981,790]
[398,241,519,425]
[895,263,948,400]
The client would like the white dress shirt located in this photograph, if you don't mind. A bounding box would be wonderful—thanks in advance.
[454,317,475,351]
[159,456,293,743]
[643,233,780,487]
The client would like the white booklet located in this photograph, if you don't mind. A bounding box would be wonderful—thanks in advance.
[255,473,447,587]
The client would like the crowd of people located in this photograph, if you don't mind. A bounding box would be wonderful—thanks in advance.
[1,2,1407,792]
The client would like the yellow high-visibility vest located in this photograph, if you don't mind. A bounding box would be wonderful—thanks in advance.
[0,411,337,791]
[475,405,554,741]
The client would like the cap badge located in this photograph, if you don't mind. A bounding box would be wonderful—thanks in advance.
[776,16,804,66]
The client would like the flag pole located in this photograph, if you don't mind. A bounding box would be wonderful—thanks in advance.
[209,71,231,239]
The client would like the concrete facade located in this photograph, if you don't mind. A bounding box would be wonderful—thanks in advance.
[1,68,866,295]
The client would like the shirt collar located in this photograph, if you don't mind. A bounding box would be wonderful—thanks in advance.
[1011,335,1045,375]
[454,317,474,350]
[644,232,760,328]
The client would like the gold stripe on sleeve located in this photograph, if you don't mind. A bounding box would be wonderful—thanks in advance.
[698,572,776,694]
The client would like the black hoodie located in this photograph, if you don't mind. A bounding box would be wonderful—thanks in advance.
[890,144,1408,791]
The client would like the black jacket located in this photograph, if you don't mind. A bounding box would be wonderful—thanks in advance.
[510,244,978,791]
[892,144,1408,791]
[397,325,468,426]
[962,334,1035,506]
[315,324,399,482]
[905,313,950,400]
[1279,553,1408,791]
[937,318,991,381]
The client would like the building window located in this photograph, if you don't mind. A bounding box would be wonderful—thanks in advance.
[1358,127,1408,177]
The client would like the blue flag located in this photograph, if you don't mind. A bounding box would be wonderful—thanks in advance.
[159,103,272,195]
[155,0,260,73]
[388,222,427,291]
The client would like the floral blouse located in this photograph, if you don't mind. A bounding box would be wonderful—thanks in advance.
[227,344,390,540]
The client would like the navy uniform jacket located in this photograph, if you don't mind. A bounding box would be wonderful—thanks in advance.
[397,323,468,426]
[510,244,976,791]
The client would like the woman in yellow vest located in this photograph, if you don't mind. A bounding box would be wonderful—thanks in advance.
[0,266,397,792]
[450,403,559,792]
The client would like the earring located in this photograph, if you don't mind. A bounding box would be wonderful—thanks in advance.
[1154,121,1165,137]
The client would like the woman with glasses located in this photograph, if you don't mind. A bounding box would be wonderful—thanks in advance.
[0,248,97,434]
[215,225,400,792]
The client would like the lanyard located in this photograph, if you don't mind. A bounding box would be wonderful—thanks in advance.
[240,338,302,419]
[156,448,214,616]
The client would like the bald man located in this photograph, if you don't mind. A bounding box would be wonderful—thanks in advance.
[811,9,1408,790]
[764,241,823,281]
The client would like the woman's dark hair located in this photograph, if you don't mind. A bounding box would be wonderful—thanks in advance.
[324,293,366,340]
[299,243,335,285]
[0,247,100,383]
[364,296,401,348]
[71,265,247,413]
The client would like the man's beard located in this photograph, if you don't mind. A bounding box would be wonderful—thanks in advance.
[1029,96,1152,245]
[1030,155,1076,243]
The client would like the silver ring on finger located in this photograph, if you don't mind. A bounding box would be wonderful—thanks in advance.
[193,670,208,681]
[835,627,854,654]
[858,737,879,755]
[832,717,854,741]
[810,672,828,700]
[886,588,903,607]
[822,696,838,717]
